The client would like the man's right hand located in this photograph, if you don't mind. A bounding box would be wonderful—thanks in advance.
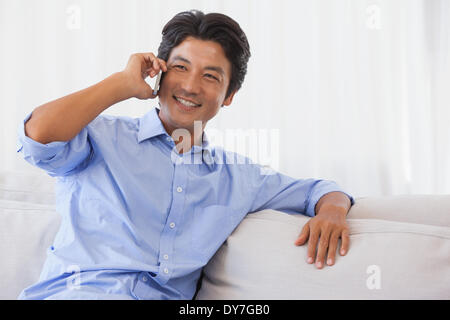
[121,52,168,100]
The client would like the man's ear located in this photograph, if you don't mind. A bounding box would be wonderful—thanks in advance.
[222,90,237,107]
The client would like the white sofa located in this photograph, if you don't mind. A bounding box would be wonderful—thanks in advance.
[1,171,449,300]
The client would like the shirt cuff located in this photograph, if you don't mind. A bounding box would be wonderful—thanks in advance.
[305,180,355,217]
[16,112,68,158]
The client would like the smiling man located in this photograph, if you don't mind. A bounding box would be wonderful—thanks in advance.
[16,10,354,300]
[157,36,235,150]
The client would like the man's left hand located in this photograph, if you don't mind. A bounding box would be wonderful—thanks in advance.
[294,205,350,269]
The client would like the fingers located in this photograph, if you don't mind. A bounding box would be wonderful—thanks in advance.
[340,228,350,256]
[306,226,319,265]
[326,231,340,266]
[301,220,350,269]
[294,222,310,246]
[124,52,168,100]
[315,229,331,269]
[142,53,167,77]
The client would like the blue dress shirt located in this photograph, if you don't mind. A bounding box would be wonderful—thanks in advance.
[16,107,354,299]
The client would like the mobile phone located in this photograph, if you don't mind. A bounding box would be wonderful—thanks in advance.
[152,70,162,96]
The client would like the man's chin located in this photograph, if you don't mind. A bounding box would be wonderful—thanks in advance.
[159,103,205,133]
[164,116,196,133]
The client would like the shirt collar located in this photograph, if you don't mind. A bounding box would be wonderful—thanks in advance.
[137,107,168,143]
[137,107,213,157]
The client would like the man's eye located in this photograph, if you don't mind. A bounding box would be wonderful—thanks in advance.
[174,65,186,70]
[205,74,219,81]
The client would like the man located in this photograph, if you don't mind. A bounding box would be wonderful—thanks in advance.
[17,10,354,299]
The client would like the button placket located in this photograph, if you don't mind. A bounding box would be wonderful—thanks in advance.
[133,272,153,299]
[156,162,188,286]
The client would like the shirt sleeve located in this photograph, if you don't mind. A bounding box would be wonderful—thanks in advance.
[246,162,354,217]
[16,112,93,177]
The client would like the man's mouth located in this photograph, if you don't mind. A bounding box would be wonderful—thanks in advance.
[173,95,202,108]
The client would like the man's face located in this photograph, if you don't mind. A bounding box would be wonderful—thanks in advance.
[158,36,235,135]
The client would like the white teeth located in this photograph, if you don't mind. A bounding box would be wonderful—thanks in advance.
[175,96,200,107]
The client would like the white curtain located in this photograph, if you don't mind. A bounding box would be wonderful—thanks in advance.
[1,0,449,198]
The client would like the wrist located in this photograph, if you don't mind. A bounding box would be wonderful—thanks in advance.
[316,203,349,217]
[314,191,351,216]
[112,71,137,101]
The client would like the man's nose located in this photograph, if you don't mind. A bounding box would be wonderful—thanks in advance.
[180,73,201,95]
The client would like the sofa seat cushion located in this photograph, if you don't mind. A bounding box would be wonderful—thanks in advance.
[0,199,60,299]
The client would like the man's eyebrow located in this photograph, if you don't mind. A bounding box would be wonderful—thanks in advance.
[172,55,191,64]
[171,55,225,76]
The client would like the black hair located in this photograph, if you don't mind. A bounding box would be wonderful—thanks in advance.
[157,10,251,99]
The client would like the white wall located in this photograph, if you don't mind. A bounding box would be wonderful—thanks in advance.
[1,0,449,198]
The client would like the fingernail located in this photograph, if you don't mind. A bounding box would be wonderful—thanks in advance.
[307,257,313,264]
[341,249,346,255]
[327,258,333,265]
[316,261,323,269]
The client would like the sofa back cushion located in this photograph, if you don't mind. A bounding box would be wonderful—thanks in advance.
[0,170,55,205]
[348,194,450,227]
[196,197,450,299]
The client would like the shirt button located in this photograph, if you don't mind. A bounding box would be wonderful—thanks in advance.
[176,186,183,193]
[163,254,169,260]
[169,222,175,228]
[142,276,148,282]
[163,268,169,274]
